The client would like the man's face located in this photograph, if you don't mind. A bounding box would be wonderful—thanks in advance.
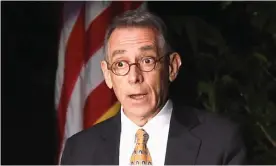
[101,27,181,119]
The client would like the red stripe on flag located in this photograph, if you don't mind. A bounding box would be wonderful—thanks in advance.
[83,1,144,129]
[57,5,85,151]
[85,1,144,63]
[83,82,117,129]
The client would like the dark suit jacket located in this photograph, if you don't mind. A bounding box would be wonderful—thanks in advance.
[61,103,247,165]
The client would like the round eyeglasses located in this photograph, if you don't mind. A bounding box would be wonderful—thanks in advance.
[106,56,165,76]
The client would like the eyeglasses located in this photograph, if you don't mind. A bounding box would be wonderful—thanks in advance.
[106,56,165,76]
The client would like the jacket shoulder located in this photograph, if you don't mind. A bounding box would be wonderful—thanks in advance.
[68,115,116,142]
[60,115,118,164]
[195,108,234,124]
[189,108,246,164]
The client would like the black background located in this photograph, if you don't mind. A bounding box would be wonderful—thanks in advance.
[2,2,60,164]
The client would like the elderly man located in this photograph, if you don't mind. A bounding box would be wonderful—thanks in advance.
[61,9,247,165]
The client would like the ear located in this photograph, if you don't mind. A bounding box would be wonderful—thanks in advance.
[168,52,182,82]
[101,60,113,89]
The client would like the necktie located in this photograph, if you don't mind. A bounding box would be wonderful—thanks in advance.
[130,128,152,165]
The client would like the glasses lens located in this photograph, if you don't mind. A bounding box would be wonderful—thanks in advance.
[112,61,129,76]
[110,56,162,75]
[139,57,156,71]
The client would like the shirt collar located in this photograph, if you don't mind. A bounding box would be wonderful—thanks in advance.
[120,99,173,134]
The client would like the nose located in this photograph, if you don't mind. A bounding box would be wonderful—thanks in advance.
[128,64,143,84]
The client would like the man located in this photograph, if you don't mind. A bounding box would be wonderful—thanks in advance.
[61,9,247,165]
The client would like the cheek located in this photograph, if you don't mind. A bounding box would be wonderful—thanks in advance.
[146,73,162,99]
[111,76,126,100]
[148,69,168,100]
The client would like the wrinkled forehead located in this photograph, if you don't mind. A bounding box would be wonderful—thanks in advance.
[106,27,160,60]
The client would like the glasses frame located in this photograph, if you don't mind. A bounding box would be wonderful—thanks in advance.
[106,55,166,76]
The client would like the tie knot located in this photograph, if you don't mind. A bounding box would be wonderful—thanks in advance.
[135,129,149,144]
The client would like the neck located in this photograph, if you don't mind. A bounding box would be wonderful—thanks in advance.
[124,98,169,127]
[131,110,161,127]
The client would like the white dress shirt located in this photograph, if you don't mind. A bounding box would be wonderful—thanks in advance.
[119,99,173,166]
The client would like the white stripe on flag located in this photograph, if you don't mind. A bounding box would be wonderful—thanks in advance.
[83,47,105,99]
[85,1,111,30]
[55,2,84,109]
[65,46,105,139]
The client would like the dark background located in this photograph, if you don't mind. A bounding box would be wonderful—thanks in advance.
[2,1,276,165]
[2,2,60,164]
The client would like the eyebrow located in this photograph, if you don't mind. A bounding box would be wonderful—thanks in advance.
[139,45,155,52]
[111,49,126,58]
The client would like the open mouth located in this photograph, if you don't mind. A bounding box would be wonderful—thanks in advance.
[129,94,147,100]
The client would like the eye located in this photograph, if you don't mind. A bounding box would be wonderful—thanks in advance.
[141,57,155,64]
[114,60,128,68]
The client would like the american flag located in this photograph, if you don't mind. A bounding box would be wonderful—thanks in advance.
[55,1,147,162]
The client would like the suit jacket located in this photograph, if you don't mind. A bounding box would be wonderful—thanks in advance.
[61,103,247,165]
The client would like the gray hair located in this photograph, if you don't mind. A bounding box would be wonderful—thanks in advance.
[103,8,173,61]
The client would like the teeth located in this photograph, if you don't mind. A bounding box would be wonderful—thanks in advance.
[130,94,145,99]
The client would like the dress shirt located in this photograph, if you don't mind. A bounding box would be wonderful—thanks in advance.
[119,99,173,166]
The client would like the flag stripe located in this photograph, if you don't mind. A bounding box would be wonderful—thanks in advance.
[85,2,111,30]
[66,47,105,133]
[58,4,85,148]
[82,47,105,99]
[83,81,117,129]
[94,101,121,125]
[85,3,114,63]
[83,1,144,128]
[55,2,84,108]
[86,1,144,64]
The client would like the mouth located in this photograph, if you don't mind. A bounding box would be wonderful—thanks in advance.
[128,93,147,100]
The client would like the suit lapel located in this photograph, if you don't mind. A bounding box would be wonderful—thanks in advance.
[165,104,202,165]
[95,103,201,165]
[97,112,121,165]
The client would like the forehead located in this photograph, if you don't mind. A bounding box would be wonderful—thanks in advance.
[107,27,158,57]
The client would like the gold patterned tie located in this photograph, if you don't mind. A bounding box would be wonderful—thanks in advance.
[130,129,152,165]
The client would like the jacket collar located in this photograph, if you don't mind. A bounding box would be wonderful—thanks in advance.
[164,103,201,165]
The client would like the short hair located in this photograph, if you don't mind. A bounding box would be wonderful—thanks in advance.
[103,8,173,61]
